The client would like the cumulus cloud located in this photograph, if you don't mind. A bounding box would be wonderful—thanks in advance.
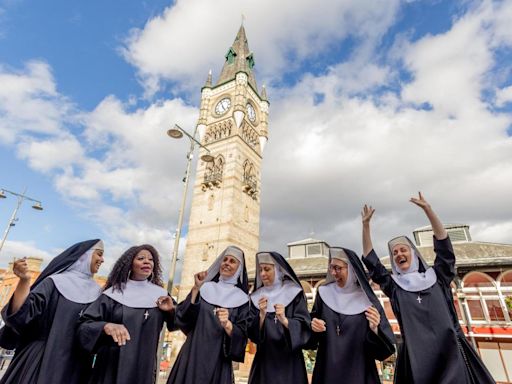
[122,0,400,95]
[1,0,512,274]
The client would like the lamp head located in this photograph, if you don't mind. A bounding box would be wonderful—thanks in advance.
[167,126,184,139]
[0,190,6,199]
[31,202,43,211]
[201,154,215,163]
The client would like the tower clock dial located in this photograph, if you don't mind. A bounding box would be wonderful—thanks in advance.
[246,103,256,122]
[215,98,231,115]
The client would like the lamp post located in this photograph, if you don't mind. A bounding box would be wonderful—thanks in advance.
[166,124,213,295]
[0,188,44,255]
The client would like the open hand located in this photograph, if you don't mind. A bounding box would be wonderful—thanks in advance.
[311,318,326,333]
[410,192,431,211]
[104,323,131,346]
[361,205,375,224]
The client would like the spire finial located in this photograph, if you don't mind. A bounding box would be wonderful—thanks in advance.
[204,69,212,87]
[241,14,246,26]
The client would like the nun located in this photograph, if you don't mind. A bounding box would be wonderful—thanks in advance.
[248,252,310,384]
[0,239,104,384]
[76,244,176,384]
[167,245,250,384]
[361,193,495,384]
[308,247,395,384]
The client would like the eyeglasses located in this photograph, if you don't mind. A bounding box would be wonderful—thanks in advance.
[328,265,347,273]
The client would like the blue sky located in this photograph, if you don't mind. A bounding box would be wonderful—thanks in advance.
[1,0,511,280]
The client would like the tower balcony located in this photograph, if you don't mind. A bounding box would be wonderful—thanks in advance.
[242,175,258,199]
[202,172,223,191]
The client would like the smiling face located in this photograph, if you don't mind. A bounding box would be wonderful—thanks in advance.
[219,255,240,279]
[329,259,349,288]
[392,244,412,272]
[89,249,104,274]
[131,249,154,281]
[259,263,275,287]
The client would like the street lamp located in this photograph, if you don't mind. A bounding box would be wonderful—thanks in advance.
[166,124,214,295]
[0,188,44,255]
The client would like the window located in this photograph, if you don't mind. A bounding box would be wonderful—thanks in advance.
[485,300,506,322]
[467,299,486,321]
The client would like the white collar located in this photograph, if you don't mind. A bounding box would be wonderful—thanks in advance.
[50,249,102,304]
[103,279,168,308]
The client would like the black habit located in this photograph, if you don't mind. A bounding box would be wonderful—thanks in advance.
[0,239,100,384]
[166,293,250,384]
[308,247,395,384]
[248,251,311,384]
[363,237,495,384]
[77,294,176,384]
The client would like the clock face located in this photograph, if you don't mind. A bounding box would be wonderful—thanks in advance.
[246,103,256,122]
[215,98,231,115]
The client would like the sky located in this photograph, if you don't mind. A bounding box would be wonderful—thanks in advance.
[0,0,511,282]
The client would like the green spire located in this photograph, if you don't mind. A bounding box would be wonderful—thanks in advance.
[216,25,258,91]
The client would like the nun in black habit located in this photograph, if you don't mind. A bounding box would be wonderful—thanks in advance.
[248,251,310,384]
[0,239,104,384]
[77,244,176,384]
[361,193,495,384]
[167,245,250,384]
[308,247,395,384]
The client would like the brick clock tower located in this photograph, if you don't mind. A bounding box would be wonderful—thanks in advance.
[178,25,269,299]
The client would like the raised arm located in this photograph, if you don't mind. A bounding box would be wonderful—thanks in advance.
[411,192,455,284]
[362,205,375,257]
[410,192,447,240]
[361,205,394,297]
[9,258,31,315]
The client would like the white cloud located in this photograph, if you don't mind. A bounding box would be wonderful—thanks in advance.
[122,0,400,95]
[495,85,512,107]
[0,240,53,267]
[0,61,73,144]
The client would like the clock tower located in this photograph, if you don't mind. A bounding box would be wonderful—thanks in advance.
[178,25,269,298]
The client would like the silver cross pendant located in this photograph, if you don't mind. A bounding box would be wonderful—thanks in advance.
[144,310,149,320]
[416,294,422,304]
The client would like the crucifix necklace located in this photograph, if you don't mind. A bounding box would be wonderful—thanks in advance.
[78,309,84,318]
[274,315,278,324]
[416,294,422,304]
[335,314,348,337]
[144,310,149,320]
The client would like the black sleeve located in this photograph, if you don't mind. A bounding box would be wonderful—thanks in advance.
[247,302,263,345]
[175,292,201,335]
[223,303,250,362]
[304,295,324,350]
[433,236,456,287]
[2,278,55,333]
[365,327,395,361]
[283,293,311,353]
[362,250,394,298]
[76,296,111,353]
[163,296,178,332]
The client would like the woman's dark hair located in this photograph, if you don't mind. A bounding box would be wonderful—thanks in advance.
[104,244,164,291]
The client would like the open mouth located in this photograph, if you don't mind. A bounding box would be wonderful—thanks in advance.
[397,257,407,265]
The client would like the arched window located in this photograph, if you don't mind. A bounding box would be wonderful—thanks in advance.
[462,272,496,288]
[498,270,512,287]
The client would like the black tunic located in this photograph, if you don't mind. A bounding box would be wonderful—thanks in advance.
[77,294,176,384]
[247,292,310,384]
[0,278,93,384]
[308,294,394,384]
[363,237,495,384]
[167,293,250,384]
